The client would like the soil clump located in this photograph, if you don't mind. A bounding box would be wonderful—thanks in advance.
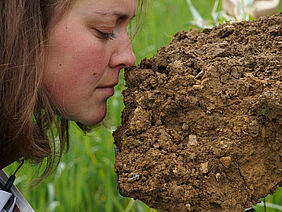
[114,14,282,212]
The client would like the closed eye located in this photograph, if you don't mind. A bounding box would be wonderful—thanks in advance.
[95,29,115,40]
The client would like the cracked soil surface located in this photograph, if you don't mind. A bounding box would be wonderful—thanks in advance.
[114,14,282,212]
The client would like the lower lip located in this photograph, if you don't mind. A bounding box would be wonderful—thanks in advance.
[96,87,114,96]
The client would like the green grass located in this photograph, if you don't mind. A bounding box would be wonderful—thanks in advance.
[4,0,282,211]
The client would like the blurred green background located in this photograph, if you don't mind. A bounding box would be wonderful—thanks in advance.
[5,0,282,211]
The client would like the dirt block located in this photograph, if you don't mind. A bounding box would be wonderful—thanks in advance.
[114,14,282,212]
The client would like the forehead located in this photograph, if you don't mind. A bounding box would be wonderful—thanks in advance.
[75,0,138,17]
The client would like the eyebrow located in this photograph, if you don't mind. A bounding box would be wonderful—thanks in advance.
[95,11,135,20]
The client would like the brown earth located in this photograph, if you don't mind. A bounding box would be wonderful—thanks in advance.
[113,14,282,212]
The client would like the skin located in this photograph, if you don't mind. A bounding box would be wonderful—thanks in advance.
[44,0,137,125]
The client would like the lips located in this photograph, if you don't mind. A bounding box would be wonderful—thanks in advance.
[97,82,118,89]
[96,82,118,97]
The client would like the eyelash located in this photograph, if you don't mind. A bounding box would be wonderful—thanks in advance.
[95,29,115,40]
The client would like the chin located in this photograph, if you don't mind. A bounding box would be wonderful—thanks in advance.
[63,102,108,126]
[77,106,108,126]
[83,116,106,126]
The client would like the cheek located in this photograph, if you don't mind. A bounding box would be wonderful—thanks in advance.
[44,30,110,104]
[65,47,108,85]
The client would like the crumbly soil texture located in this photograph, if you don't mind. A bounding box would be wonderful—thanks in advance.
[114,14,282,212]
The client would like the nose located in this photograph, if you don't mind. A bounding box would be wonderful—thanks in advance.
[109,34,136,68]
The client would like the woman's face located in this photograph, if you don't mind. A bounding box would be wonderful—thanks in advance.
[44,0,137,125]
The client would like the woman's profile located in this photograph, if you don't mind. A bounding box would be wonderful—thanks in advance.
[0,0,141,211]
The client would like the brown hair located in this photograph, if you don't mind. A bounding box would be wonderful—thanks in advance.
[0,0,144,180]
[0,0,73,179]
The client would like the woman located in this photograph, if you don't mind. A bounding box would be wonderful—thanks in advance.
[0,0,141,211]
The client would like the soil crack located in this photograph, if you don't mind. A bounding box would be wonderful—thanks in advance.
[237,162,255,205]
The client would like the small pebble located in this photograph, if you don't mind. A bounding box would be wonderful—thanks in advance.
[155,119,162,126]
[200,162,209,174]
[185,203,191,211]
[188,135,198,145]
[220,156,232,168]
[215,173,221,182]
[173,185,185,197]
[182,123,189,130]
